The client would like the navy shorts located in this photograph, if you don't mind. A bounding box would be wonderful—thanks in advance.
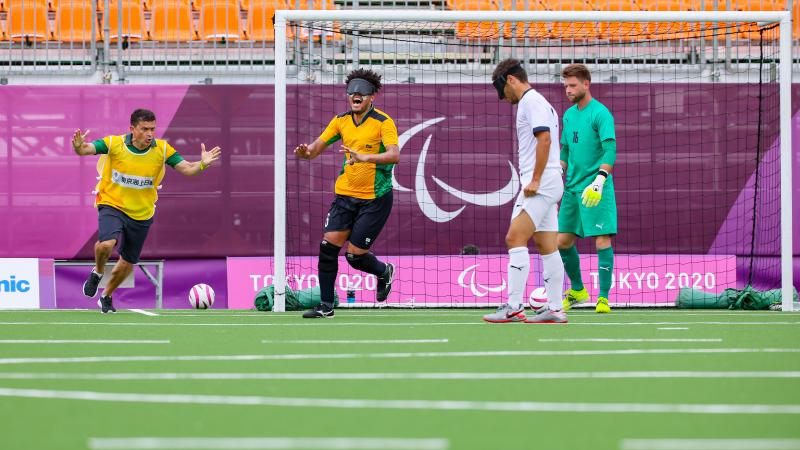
[324,191,393,250]
[97,205,153,264]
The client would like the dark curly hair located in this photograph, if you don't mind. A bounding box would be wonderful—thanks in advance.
[345,68,382,93]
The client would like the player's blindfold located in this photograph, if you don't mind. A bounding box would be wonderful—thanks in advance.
[492,64,523,99]
[346,78,376,96]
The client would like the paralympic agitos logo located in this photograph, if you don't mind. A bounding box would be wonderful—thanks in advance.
[392,117,520,223]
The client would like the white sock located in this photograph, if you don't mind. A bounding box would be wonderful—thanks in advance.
[507,247,529,309]
[542,251,565,312]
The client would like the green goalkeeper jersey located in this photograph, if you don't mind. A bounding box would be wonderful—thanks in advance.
[560,98,617,193]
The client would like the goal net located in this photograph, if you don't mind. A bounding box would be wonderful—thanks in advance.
[273,10,793,311]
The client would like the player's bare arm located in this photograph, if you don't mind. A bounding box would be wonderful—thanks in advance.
[71,129,96,156]
[524,130,551,197]
[294,138,328,160]
[340,144,399,165]
[174,143,222,176]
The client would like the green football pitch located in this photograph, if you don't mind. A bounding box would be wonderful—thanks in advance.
[0,309,799,450]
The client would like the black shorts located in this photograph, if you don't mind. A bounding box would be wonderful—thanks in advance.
[97,205,153,264]
[324,191,393,250]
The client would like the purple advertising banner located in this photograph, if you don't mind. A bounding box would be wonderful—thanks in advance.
[1,84,799,290]
[227,254,737,308]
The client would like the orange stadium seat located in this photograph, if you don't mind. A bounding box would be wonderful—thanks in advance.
[294,0,339,41]
[506,0,550,40]
[549,0,600,40]
[643,0,699,40]
[247,0,295,41]
[149,0,196,41]
[50,0,104,13]
[7,0,52,42]
[598,0,646,41]
[450,0,501,40]
[55,0,102,42]
[107,0,146,42]
[198,0,241,41]
[794,0,799,39]
[728,0,783,40]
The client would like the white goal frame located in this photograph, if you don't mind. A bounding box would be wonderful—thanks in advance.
[272,9,793,312]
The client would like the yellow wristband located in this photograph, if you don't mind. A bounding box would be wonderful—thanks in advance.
[199,161,208,171]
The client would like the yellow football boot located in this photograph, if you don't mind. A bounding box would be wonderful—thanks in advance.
[562,288,589,311]
[595,296,611,314]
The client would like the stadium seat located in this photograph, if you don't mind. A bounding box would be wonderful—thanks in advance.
[727,0,783,40]
[107,0,146,42]
[149,0,197,42]
[598,0,646,41]
[49,0,104,13]
[506,0,550,40]
[293,0,339,41]
[247,0,296,42]
[198,0,241,41]
[7,0,52,42]
[450,0,501,40]
[55,0,102,42]
[642,0,699,40]
[549,0,600,40]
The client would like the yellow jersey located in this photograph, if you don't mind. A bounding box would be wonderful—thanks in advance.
[92,134,184,220]
[318,106,399,200]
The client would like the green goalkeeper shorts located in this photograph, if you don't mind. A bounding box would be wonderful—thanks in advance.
[558,180,617,238]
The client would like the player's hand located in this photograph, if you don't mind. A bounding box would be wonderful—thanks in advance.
[72,129,90,151]
[340,146,367,165]
[523,179,540,197]
[581,175,606,208]
[294,144,312,160]
[200,143,222,167]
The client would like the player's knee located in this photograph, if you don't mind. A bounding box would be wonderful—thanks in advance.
[595,235,612,250]
[345,252,368,271]
[557,234,574,250]
[318,240,341,273]
[96,240,116,253]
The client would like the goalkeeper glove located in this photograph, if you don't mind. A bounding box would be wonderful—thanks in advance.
[581,170,609,208]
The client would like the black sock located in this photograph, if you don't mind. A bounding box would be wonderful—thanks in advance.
[346,252,387,277]
[319,270,336,308]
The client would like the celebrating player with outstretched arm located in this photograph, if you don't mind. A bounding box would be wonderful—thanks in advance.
[293,68,399,319]
[73,108,221,313]
[483,59,567,324]
[558,64,618,314]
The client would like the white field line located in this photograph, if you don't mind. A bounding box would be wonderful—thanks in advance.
[657,327,690,330]
[87,437,450,450]
[0,348,798,365]
[0,321,797,327]
[3,371,800,381]
[129,309,159,317]
[261,339,448,344]
[538,338,722,343]
[1,387,798,414]
[0,340,170,344]
[620,439,800,450]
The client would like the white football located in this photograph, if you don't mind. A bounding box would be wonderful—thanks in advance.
[189,283,215,310]
[528,287,548,312]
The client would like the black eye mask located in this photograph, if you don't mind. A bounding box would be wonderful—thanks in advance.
[346,78,376,96]
[492,64,522,99]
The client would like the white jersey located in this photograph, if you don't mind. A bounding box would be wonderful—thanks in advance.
[515,88,562,178]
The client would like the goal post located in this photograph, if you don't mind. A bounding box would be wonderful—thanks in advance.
[273,9,793,313]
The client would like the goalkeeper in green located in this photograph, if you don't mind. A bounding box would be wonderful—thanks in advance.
[557,64,617,314]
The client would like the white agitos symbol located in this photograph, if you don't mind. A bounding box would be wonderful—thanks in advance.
[457,264,507,297]
[393,117,520,223]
